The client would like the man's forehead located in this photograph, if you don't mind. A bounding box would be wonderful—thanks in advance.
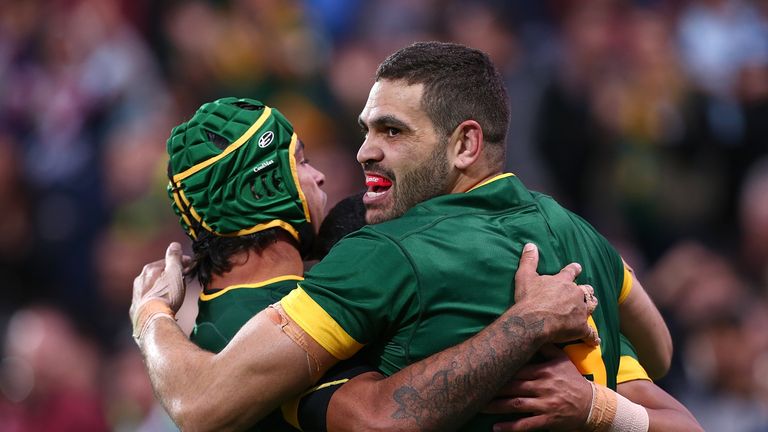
[359,80,425,124]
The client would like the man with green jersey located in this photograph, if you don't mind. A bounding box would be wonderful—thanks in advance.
[131,42,691,431]
[155,96,592,431]
[286,198,700,431]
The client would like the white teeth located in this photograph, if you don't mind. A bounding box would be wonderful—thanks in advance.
[366,191,386,198]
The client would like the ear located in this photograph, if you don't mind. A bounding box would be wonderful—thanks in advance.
[449,120,484,170]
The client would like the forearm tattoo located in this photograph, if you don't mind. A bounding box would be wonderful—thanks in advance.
[391,315,545,429]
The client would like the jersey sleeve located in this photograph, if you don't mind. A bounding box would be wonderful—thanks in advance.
[281,229,418,360]
[617,333,651,384]
[284,354,376,432]
[618,261,633,305]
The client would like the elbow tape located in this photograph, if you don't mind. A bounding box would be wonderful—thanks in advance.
[266,304,335,382]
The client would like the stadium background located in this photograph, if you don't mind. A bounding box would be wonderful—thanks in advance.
[0,0,767,430]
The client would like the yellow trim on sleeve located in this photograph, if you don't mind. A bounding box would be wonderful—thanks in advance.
[199,275,303,301]
[618,265,633,305]
[467,172,515,192]
[281,399,302,430]
[617,355,651,384]
[280,378,351,430]
[280,287,363,360]
[172,107,273,182]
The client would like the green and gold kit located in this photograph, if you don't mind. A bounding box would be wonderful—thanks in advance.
[282,174,634,430]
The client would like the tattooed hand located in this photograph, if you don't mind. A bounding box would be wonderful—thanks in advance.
[513,244,599,347]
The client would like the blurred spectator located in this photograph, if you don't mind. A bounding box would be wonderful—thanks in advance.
[0,306,109,431]
[0,0,766,430]
[739,157,768,289]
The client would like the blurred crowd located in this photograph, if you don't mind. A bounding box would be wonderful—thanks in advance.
[0,0,766,430]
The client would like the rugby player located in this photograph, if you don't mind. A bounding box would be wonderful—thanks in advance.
[132,42,699,431]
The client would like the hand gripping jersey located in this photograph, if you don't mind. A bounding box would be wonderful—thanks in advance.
[282,174,633,430]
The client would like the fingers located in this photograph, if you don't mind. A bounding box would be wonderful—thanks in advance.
[496,378,538,397]
[583,324,601,347]
[165,242,183,274]
[556,262,582,282]
[515,243,539,281]
[581,284,597,314]
[484,396,540,414]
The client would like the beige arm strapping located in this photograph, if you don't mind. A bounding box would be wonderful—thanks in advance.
[587,381,650,432]
[267,303,337,382]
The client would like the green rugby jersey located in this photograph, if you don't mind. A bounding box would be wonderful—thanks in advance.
[282,173,632,430]
[191,275,303,432]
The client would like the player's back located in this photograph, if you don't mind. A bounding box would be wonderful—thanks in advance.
[292,174,627,431]
[191,276,302,432]
[360,174,625,430]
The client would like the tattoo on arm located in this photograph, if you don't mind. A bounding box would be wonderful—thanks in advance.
[390,315,545,429]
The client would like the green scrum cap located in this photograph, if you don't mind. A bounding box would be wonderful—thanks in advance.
[166,97,313,245]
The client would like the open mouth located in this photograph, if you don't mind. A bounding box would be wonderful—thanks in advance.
[365,174,392,199]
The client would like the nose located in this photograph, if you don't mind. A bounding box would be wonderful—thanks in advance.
[356,136,384,165]
[312,165,325,187]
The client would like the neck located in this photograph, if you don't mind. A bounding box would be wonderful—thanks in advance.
[450,169,504,194]
[208,236,304,290]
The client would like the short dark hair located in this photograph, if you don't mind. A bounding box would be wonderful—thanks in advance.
[375,42,510,162]
[186,229,282,288]
[308,192,367,260]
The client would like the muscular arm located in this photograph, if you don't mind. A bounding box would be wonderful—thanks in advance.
[136,244,591,432]
[620,266,673,379]
[326,307,548,431]
[132,246,338,431]
[322,244,597,432]
[617,380,702,432]
[139,308,335,431]
[486,347,702,432]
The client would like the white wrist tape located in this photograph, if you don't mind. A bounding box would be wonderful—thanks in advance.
[587,381,649,432]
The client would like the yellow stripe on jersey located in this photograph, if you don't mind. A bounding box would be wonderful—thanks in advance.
[618,355,651,383]
[281,378,351,430]
[562,315,607,386]
[199,275,304,301]
[618,265,633,305]
[280,287,363,360]
[467,172,515,192]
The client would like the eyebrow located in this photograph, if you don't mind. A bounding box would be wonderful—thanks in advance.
[358,115,413,133]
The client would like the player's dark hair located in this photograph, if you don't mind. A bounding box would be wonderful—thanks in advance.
[185,229,283,288]
[375,41,510,164]
[308,192,367,260]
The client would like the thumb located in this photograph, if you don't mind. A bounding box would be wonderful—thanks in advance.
[515,243,539,281]
[165,242,183,274]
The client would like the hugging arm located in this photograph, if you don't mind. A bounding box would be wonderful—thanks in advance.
[486,347,702,432]
[131,244,338,431]
[619,263,672,379]
[305,244,597,432]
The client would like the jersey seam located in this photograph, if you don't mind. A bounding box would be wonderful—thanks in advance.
[366,229,423,367]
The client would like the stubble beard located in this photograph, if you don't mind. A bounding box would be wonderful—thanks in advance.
[366,139,451,225]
